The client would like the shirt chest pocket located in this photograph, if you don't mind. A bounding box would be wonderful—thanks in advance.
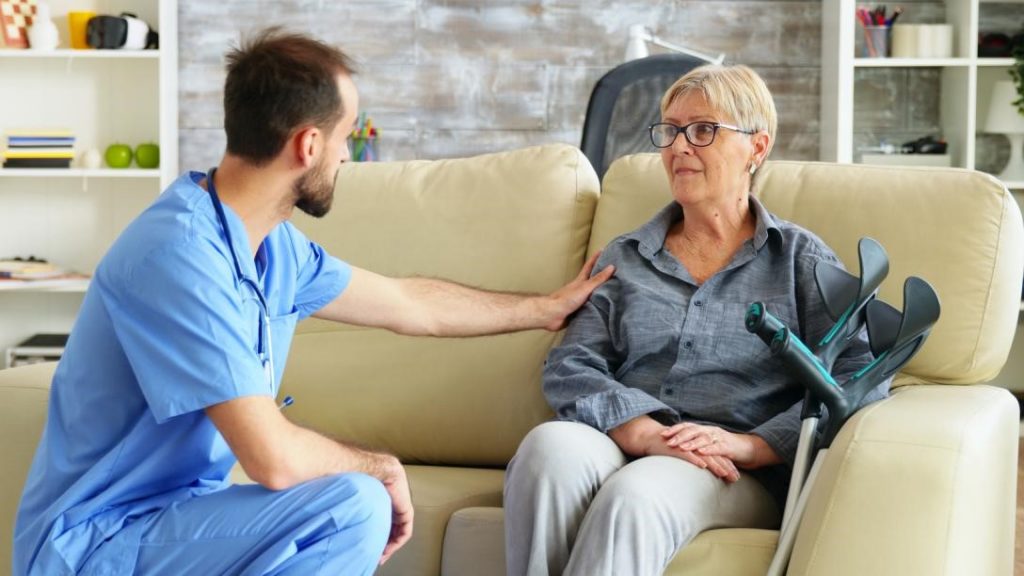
[242,294,299,395]
[268,310,299,394]
[710,300,798,381]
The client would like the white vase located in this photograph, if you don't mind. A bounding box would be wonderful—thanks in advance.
[27,3,59,51]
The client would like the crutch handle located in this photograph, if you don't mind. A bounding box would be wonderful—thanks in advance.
[745,302,785,346]
[769,327,848,419]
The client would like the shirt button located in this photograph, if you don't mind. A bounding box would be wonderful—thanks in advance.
[684,341,693,349]
[694,300,703,307]
[665,388,674,395]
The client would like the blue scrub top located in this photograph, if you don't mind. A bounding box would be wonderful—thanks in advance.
[13,171,352,575]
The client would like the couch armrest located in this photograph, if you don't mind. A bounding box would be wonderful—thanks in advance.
[789,384,1018,576]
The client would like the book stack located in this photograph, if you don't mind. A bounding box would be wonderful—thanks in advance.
[2,130,75,169]
[5,333,69,368]
[0,258,67,280]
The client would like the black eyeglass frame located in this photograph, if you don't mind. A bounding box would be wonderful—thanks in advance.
[648,121,756,148]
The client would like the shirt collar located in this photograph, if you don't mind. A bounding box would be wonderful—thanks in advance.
[625,195,783,258]
[189,170,261,283]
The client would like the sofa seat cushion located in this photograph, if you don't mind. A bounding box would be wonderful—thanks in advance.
[378,465,504,576]
[440,506,777,576]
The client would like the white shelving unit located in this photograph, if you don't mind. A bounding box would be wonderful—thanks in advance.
[0,0,177,357]
[821,0,1022,174]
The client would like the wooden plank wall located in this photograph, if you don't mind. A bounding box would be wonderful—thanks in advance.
[177,0,963,171]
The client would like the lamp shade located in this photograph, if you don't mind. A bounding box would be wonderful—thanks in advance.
[624,25,651,61]
[984,81,1024,135]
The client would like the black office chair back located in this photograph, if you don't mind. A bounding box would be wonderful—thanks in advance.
[580,53,707,178]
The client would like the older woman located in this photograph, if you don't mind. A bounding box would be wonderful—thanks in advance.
[503,64,887,576]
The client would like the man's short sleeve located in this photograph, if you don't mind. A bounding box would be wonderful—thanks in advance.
[101,240,269,423]
[281,222,351,319]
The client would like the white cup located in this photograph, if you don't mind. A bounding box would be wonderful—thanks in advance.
[891,24,919,58]
[929,24,953,58]
[917,24,954,58]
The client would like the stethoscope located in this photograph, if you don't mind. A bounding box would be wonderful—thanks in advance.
[206,168,291,409]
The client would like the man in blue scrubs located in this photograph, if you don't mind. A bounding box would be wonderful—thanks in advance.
[13,28,613,576]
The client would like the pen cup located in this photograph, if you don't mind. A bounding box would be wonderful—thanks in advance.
[67,12,96,49]
[863,25,889,58]
[349,135,378,162]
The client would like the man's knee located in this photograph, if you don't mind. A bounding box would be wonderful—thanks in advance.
[334,473,391,522]
[312,472,392,551]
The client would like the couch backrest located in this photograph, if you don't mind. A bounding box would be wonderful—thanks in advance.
[590,155,1024,385]
[285,144,599,466]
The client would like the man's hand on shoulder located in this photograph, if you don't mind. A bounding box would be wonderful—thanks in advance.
[541,252,615,331]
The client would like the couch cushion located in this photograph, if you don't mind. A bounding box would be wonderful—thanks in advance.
[0,362,55,573]
[441,507,506,576]
[285,144,600,465]
[379,466,504,576]
[440,506,777,576]
[591,155,1024,384]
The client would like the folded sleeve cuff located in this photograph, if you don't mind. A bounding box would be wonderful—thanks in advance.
[574,388,678,433]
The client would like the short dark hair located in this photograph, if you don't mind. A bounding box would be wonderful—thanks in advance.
[223,27,357,165]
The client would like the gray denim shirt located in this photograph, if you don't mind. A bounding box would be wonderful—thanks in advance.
[543,197,889,504]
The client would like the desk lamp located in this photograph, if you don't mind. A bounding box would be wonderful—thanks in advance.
[624,24,725,64]
[984,81,1024,182]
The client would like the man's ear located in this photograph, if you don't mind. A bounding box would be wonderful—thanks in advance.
[293,126,321,169]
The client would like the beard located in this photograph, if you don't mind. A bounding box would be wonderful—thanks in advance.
[293,157,337,218]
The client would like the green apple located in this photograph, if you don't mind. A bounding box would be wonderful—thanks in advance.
[104,144,133,169]
[134,143,160,169]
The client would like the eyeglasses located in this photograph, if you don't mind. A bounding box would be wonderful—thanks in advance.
[649,121,755,148]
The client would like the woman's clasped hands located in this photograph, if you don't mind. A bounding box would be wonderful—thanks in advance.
[656,422,758,484]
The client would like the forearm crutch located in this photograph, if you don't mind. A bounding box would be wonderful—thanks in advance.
[746,239,940,576]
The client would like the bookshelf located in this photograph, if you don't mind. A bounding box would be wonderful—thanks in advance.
[821,0,1022,173]
[0,0,177,359]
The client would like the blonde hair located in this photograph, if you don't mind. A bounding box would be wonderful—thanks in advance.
[660,64,777,159]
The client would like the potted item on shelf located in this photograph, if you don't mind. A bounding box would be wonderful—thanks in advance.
[1010,31,1024,114]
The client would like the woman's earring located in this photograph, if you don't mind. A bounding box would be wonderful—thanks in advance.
[749,163,758,175]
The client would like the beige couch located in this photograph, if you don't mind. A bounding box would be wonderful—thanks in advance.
[2,144,1022,575]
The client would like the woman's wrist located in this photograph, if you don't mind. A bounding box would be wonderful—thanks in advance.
[739,434,781,469]
[608,415,662,457]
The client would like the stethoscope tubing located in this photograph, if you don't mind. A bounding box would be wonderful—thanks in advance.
[206,168,276,393]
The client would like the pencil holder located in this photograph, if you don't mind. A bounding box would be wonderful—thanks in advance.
[350,135,378,162]
[863,25,889,58]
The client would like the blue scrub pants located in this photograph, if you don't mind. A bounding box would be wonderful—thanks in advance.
[83,473,392,576]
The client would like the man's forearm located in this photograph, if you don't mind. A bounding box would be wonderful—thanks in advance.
[398,277,549,337]
[262,423,401,490]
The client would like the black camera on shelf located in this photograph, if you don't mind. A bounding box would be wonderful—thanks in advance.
[978,30,1024,58]
[901,135,948,155]
[86,13,159,50]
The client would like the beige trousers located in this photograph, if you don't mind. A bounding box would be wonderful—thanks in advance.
[504,421,780,576]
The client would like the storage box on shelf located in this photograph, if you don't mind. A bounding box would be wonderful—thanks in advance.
[0,0,177,360]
